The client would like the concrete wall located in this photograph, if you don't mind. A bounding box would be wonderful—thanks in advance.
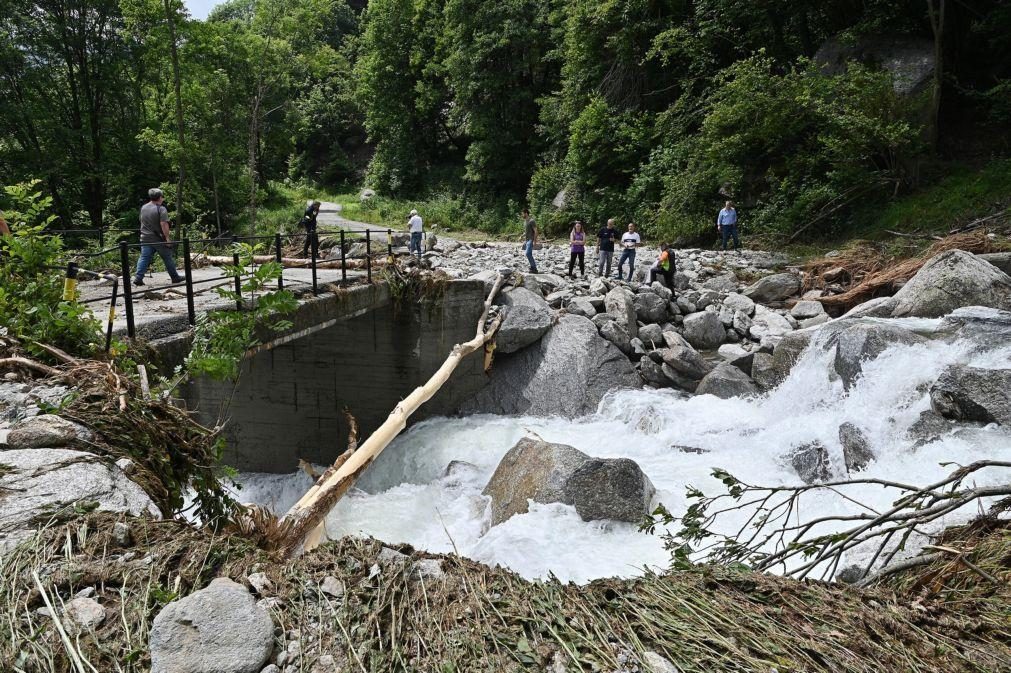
[182,280,488,472]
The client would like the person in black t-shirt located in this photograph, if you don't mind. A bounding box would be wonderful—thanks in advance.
[596,218,617,277]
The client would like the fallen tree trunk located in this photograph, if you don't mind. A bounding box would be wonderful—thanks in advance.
[193,254,392,270]
[271,271,510,557]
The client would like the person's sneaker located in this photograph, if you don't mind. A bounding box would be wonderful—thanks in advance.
[133,279,145,286]
[171,277,184,284]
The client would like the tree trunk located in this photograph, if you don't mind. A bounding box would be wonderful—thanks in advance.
[164,0,186,235]
[271,272,509,558]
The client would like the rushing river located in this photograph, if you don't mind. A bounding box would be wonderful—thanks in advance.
[233,316,1011,583]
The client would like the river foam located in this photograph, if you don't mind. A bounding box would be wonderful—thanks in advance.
[234,317,1011,583]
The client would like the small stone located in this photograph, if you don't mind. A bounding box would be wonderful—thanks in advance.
[112,521,132,547]
[115,458,136,475]
[411,559,446,582]
[261,666,280,673]
[65,597,105,633]
[257,597,284,610]
[790,300,825,320]
[75,586,97,599]
[377,546,409,567]
[287,641,301,659]
[275,651,289,668]
[247,572,274,596]
[642,651,680,673]
[320,576,345,598]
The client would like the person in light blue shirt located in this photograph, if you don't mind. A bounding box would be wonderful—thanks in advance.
[716,200,740,252]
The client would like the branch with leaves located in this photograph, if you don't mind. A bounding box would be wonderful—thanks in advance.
[642,461,1011,583]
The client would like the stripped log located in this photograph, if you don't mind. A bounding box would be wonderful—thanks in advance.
[272,272,509,557]
[193,254,392,270]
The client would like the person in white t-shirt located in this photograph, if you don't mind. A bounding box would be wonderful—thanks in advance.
[407,209,423,255]
[616,222,640,280]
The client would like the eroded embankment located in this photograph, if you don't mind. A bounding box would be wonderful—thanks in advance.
[2,512,1009,673]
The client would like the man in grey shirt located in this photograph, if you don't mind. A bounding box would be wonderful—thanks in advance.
[134,188,182,286]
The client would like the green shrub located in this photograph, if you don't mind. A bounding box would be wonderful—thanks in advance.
[0,181,104,359]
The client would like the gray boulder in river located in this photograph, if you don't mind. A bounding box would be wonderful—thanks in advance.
[462,314,640,418]
[830,322,926,389]
[889,249,1011,318]
[695,363,760,399]
[930,365,1011,425]
[483,438,655,525]
[496,286,553,354]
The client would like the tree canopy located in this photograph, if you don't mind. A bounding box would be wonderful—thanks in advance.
[0,0,1008,241]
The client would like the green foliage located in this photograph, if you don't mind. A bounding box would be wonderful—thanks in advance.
[0,182,104,359]
[184,243,298,381]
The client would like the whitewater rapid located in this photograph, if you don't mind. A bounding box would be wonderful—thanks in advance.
[233,317,1011,583]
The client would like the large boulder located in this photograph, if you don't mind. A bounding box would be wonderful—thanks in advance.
[830,322,926,389]
[638,323,664,349]
[930,365,1011,425]
[749,305,794,342]
[842,296,898,319]
[682,311,725,350]
[658,334,711,381]
[839,422,874,472]
[5,414,92,449]
[482,438,590,525]
[639,357,671,387]
[767,329,815,386]
[565,296,597,318]
[743,273,801,303]
[695,363,760,399]
[634,292,669,324]
[890,250,1011,318]
[0,448,160,552]
[150,577,274,673]
[497,287,553,354]
[815,35,934,96]
[978,251,1011,276]
[723,293,755,316]
[790,442,831,484]
[604,287,638,339]
[563,458,656,523]
[599,319,632,355]
[462,314,640,418]
[750,352,778,389]
[790,300,825,320]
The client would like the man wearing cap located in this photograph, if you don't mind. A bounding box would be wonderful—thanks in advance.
[408,209,423,255]
[134,188,182,286]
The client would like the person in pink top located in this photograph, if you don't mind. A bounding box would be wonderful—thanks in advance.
[568,220,586,278]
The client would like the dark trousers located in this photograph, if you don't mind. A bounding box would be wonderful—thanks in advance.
[650,267,674,288]
[721,225,740,251]
[302,228,317,257]
[568,251,584,276]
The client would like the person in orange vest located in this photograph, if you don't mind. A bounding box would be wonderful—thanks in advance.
[649,242,675,288]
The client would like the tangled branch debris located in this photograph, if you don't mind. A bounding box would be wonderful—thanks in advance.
[3,513,1009,672]
[0,336,237,525]
[805,231,1005,312]
[646,461,1011,584]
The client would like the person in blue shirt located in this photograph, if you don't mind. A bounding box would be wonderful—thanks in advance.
[716,200,740,252]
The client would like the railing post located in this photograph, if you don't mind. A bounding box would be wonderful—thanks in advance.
[62,262,79,302]
[105,277,119,353]
[387,228,393,258]
[365,229,372,283]
[232,236,242,310]
[182,238,196,326]
[274,233,284,291]
[310,231,319,296]
[99,228,105,249]
[119,240,136,339]
[340,230,346,283]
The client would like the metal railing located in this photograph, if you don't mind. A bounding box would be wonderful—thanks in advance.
[53,226,426,340]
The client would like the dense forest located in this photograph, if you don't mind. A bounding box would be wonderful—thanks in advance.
[1,0,1009,242]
